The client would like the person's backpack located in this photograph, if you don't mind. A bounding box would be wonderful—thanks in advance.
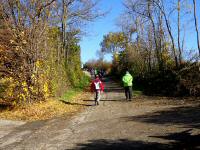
[94,81,101,90]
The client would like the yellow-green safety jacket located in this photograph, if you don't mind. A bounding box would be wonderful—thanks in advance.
[122,73,133,87]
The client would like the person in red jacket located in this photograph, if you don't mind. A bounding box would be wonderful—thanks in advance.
[91,75,104,105]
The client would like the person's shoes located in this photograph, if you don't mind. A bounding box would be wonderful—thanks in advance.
[129,97,133,101]
[97,101,99,105]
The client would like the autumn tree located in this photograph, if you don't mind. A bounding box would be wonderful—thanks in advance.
[0,0,103,105]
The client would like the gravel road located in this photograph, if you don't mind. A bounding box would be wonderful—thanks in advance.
[0,78,199,150]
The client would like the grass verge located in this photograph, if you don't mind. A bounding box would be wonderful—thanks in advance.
[60,88,82,103]
[133,90,143,97]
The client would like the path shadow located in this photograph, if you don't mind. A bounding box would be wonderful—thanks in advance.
[0,102,15,111]
[122,105,200,129]
[67,139,171,150]
[151,129,200,150]
[0,104,11,111]
[83,100,94,102]
[100,99,125,102]
[67,131,200,150]
[83,99,126,102]
[60,100,94,107]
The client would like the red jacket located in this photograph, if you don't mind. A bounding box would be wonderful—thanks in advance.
[91,78,104,92]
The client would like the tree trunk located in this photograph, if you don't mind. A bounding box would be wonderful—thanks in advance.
[193,0,200,57]
[62,0,67,59]
[160,5,178,68]
[147,1,162,70]
[177,0,182,64]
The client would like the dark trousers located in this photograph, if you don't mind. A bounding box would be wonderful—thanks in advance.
[95,90,101,102]
[125,86,132,100]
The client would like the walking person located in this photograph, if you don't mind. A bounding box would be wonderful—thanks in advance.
[122,71,133,101]
[91,75,104,105]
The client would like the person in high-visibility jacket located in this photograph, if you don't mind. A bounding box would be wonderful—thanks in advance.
[122,71,133,100]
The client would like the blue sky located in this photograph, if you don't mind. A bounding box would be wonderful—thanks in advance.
[80,0,200,63]
[80,0,123,63]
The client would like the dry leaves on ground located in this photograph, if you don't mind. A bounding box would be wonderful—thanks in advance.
[0,92,91,121]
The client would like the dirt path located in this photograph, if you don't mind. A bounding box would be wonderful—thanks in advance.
[0,78,200,150]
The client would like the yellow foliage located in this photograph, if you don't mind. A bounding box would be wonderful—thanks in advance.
[31,74,35,80]
[161,49,174,66]
[0,76,32,104]
[22,81,27,87]
[19,93,26,101]
[36,60,41,68]
[0,77,16,98]
[43,82,49,98]
[0,92,91,121]
[113,52,119,63]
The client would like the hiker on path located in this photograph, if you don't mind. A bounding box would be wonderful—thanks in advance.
[91,75,104,105]
[122,71,133,101]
